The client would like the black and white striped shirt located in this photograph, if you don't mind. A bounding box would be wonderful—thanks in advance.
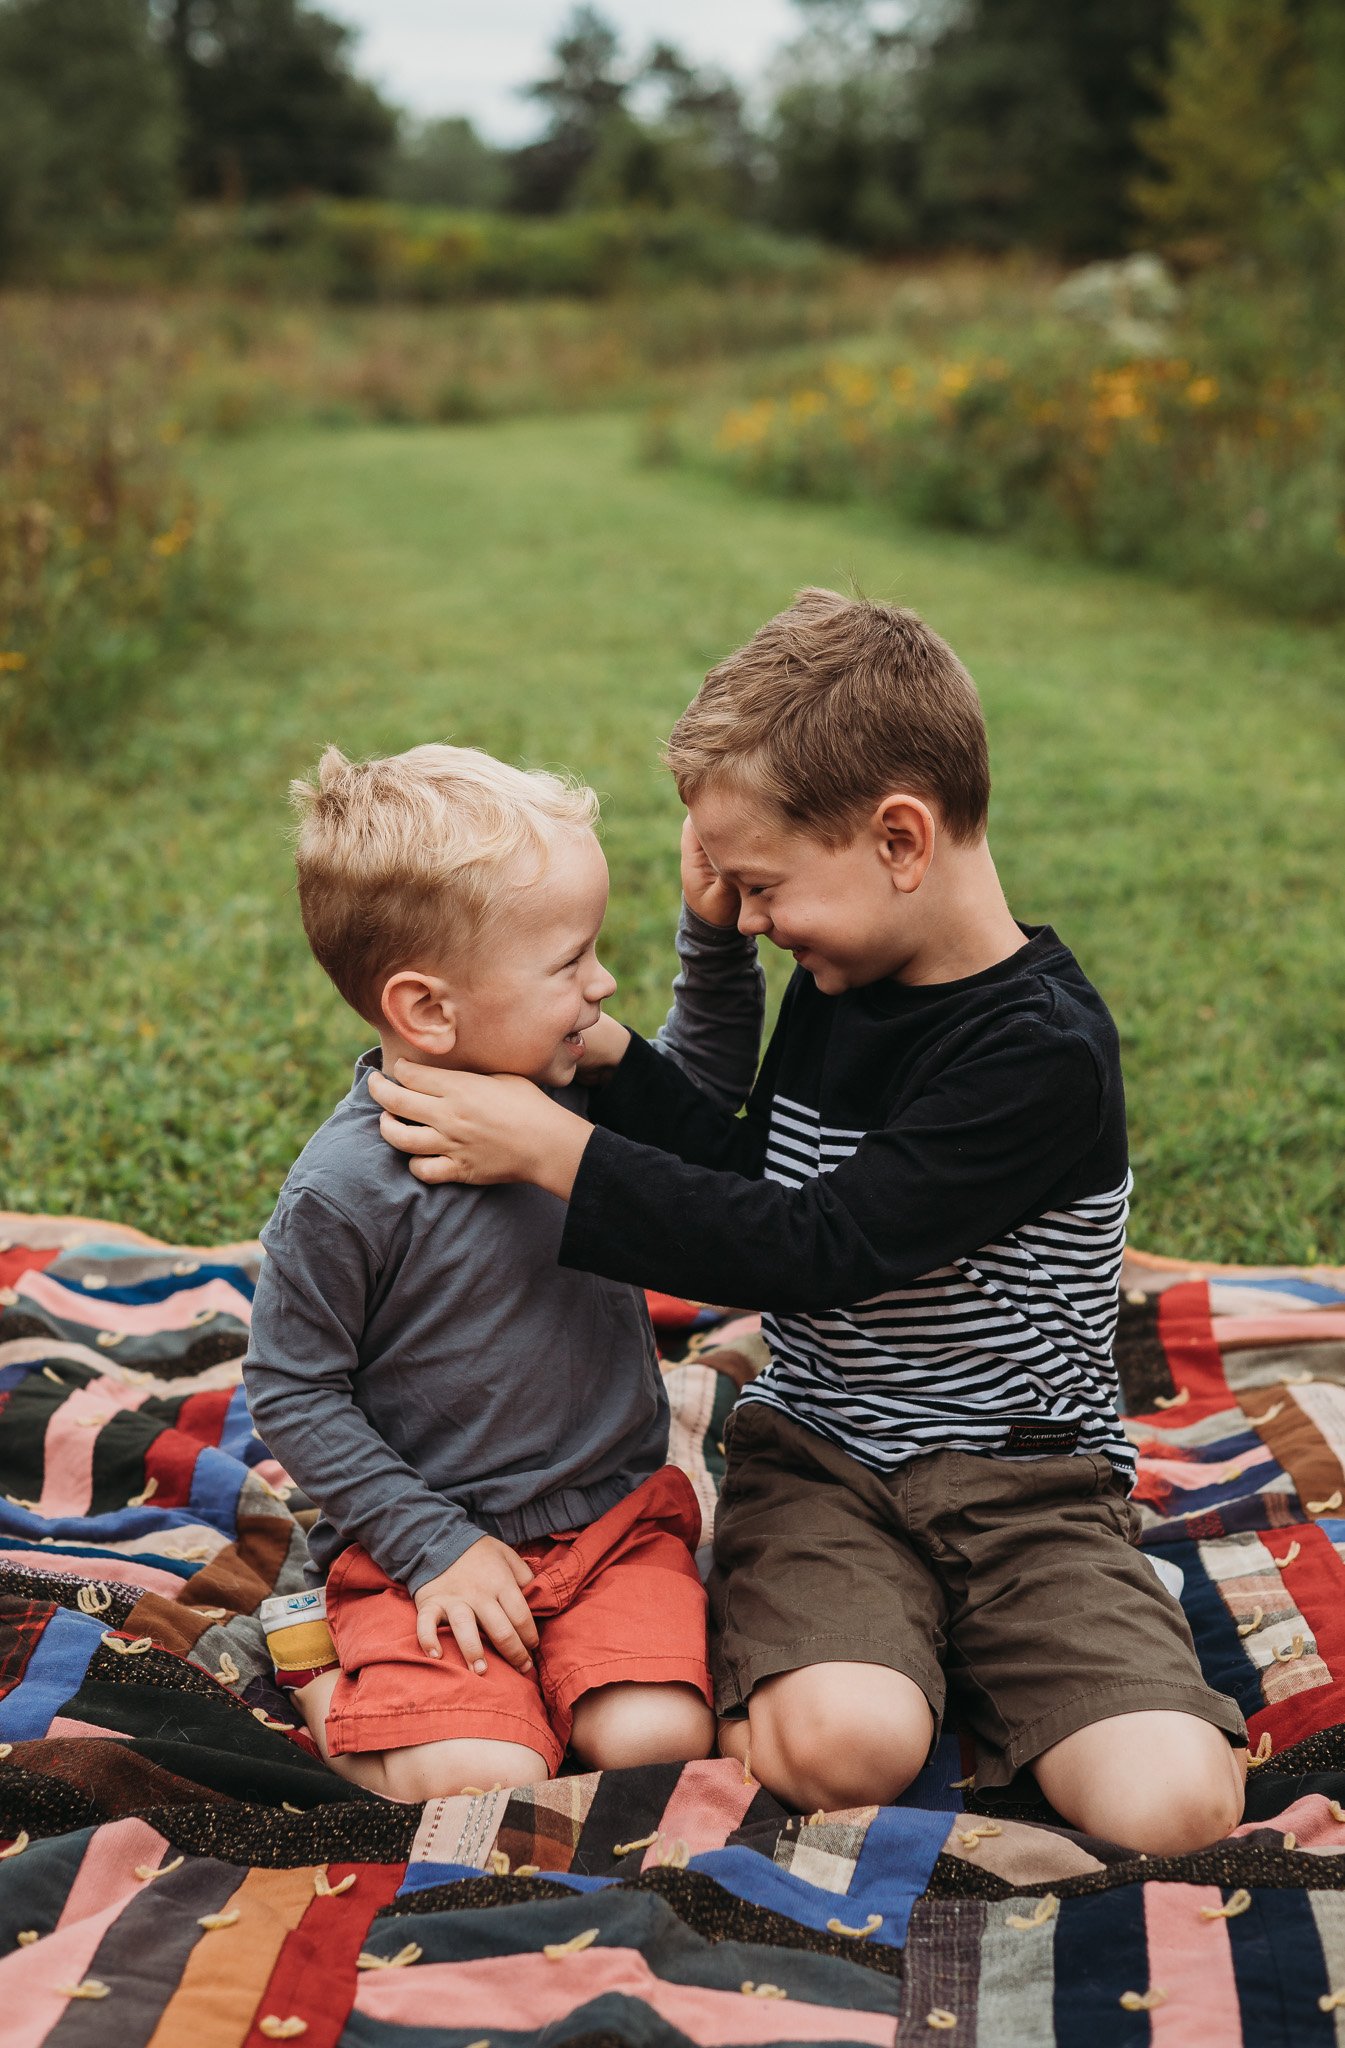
[566,921,1134,1486]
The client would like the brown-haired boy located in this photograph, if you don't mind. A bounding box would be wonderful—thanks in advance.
[370,593,1248,1851]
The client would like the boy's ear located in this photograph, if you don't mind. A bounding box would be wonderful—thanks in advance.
[380,970,458,1056]
[872,794,937,892]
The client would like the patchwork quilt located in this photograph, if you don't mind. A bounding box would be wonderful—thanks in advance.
[3,1210,1345,2045]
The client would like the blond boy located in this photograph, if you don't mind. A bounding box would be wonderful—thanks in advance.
[243,744,739,1800]
[370,593,1248,1853]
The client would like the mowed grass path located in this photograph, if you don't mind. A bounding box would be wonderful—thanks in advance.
[2,413,1342,1261]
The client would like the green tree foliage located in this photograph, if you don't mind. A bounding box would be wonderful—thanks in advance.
[163,0,396,200]
[509,6,627,214]
[1134,0,1345,274]
[913,0,1176,253]
[768,0,1175,254]
[385,117,506,210]
[768,18,921,251]
[0,0,179,262]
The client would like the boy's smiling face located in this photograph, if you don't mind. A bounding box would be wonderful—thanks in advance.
[688,782,933,993]
[381,829,617,1087]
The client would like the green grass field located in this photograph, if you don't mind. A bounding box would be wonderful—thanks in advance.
[2,411,1341,1262]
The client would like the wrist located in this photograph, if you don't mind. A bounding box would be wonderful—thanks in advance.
[530,1100,594,1200]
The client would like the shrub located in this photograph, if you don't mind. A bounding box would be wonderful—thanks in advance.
[706,308,1345,619]
[0,299,238,757]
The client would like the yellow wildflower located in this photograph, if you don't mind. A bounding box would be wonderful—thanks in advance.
[0,652,28,672]
[1186,376,1218,406]
[788,389,828,421]
[938,363,973,397]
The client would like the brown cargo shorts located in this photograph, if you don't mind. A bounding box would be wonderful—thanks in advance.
[709,1400,1247,1788]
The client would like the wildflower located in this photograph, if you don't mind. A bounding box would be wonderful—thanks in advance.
[150,517,194,558]
[1185,377,1218,406]
[788,389,827,421]
[0,651,29,672]
[938,363,973,397]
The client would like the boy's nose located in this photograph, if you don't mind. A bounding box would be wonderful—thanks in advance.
[589,963,618,1002]
[737,904,771,937]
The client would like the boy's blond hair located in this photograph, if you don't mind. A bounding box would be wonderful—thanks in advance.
[291,743,599,1026]
[666,588,990,845]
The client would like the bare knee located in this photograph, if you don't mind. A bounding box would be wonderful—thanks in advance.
[371,1739,551,1805]
[571,1682,715,1770]
[1036,1712,1245,1856]
[736,1664,934,1812]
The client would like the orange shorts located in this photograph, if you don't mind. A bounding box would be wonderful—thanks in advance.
[323,1464,710,1773]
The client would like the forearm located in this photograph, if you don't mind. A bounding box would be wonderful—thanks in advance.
[246,1366,483,1592]
[654,902,765,1113]
[559,1127,905,1311]
[588,1030,769,1175]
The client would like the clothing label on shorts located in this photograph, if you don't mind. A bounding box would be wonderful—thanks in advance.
[1003,1420,1083,1455]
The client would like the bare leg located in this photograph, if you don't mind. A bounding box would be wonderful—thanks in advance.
[717,1662,934,1811]
[569,1682,715,1770]
[292,1669,549,1802]
[1033,1710,1246,1855]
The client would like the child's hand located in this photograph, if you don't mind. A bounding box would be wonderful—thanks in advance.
[368,1062,593,1198]
[414,1536,540,1674]
[680,818,740,929]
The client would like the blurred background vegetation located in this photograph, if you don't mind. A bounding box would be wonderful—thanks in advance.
[1,0,1342,1259]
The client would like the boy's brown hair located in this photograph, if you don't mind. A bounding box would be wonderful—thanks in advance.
[665,588,990,845]
[290,743,598,1028]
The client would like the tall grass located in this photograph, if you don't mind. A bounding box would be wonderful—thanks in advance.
[0,298,237,756]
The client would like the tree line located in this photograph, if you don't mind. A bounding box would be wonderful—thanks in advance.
[1,0,1342,274]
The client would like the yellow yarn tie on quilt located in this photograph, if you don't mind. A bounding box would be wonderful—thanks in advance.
[1200,1889,1251,1920]
[1237,1608,1264,1638]
[544,1928,599,1959]
[957,1822,1003,1850]
[1271,1543,1301,1568]
[198,1910,240,1930]
[1321,1990,1345,2013]
[1120,1988,1168,2011]
[76,1583,112,1616]
[1246,1733,1274,1768]
[1154,1387,1190,1410]
[1006,1894,1059,1930]
[488,1850,511,1877]
[1274,1635,1307,1663]
[135,1855,184,1882]
[1309,1492,1343,1514]
[57,1980,110,2000]
[101,1634,153,1655]
[927,2010,958,2030]
[612,1832,659,1858]
[0,1832,30,1859]
[127,1477,158,1507]
[826,1913,883,1940]
[356,1943,422,1970]
[16,1930,37,1946]
[313,1866,356,1897]
[741,1982,787,1998]
[258,2020,307,2040]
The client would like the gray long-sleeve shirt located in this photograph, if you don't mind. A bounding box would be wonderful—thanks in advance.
[243,907,763,1593]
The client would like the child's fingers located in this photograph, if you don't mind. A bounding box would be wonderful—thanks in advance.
[483,1602,535,1673]
[409,1157,464,1183]
[499,1582,540,1653]
[415,1599,448,1660]
[443,1602,489,1675]
[504,1546,538,1591]
[377,1111,449,1156]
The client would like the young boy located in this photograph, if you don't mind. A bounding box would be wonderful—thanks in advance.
[368,591,1248,1852]
[243,743,738,1801]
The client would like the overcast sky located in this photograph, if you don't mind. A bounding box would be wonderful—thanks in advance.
[322,1,802,141]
